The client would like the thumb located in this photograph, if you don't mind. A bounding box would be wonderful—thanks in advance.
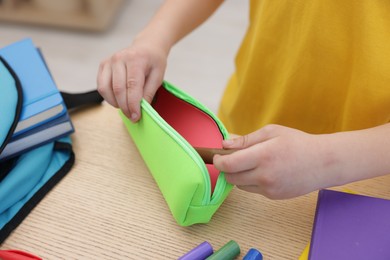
[223,124,288,149]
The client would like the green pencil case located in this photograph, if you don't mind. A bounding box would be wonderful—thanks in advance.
[120,81,233,226]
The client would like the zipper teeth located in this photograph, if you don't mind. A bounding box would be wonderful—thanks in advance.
[141,100,211,205]
[211,174,227,202]
[181,102,228,204]
[162,83,230,204]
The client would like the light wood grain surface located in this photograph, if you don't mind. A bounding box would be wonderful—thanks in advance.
[2,103,390,260]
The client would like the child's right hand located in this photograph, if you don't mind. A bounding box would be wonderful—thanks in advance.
[213,125,337,199]
[97,37,169,122]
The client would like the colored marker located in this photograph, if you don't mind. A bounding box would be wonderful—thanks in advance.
[206,240,240,260]
[243,248,263,260]
[178,241,213,260]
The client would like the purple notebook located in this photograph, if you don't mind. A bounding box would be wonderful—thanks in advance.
[309,189,390,260]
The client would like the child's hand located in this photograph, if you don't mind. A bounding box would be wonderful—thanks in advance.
[97,38,168,122]
[213,125,338,199]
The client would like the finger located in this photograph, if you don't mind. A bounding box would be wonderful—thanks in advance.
[213,147,259,173]
[223,124,287,149]
[125,62,146,122]
[224,171,259,186]
[112,60,130,117]
[97,61,118,107]
[143,67,164,104]
[228,133,240,139]
[236,185,263,194]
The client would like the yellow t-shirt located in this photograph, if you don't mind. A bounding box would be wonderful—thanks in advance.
[218,0,390,135]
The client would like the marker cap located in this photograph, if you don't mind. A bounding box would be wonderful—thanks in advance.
[178,241,213,260]
[206,240,240,260]
[243,248,263,260]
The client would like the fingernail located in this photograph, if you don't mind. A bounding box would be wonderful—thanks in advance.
[131,113,138,121]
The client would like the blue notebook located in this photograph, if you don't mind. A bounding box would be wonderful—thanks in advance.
[309,189,390,260]
[0,38,66,136]
[0,112,73,161]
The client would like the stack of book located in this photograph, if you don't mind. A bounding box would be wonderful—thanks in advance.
[0,38,74,161]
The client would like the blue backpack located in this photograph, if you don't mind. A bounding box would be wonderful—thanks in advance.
[0,55,102,244]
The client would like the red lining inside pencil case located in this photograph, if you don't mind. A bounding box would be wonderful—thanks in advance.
[152,86,224,195]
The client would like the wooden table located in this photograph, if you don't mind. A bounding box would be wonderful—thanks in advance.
[2,103,390,259]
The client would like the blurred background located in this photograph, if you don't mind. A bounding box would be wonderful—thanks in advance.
[0,0,248,113]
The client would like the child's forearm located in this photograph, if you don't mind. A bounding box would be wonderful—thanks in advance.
[134,0,224,53]
[321,123,390,187]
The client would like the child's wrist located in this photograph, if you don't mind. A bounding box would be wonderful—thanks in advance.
[134,30,173,55]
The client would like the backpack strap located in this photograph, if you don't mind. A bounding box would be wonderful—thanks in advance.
[0,57,23,155]
[61,90,104,110]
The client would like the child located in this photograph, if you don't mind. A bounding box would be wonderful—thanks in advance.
[97,0,390,199]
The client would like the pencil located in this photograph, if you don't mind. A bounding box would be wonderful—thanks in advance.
[193,147,237,164]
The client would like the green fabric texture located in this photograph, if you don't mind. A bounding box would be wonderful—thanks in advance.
[120,81,233,226]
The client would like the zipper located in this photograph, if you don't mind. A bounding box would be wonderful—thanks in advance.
[155,82,230,205]
[141,100,212,205]
[211,174,227,203]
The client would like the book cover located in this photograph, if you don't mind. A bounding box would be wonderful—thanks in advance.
[309,189,390,260]
[0,38,66,136]
[0,112,74,161]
